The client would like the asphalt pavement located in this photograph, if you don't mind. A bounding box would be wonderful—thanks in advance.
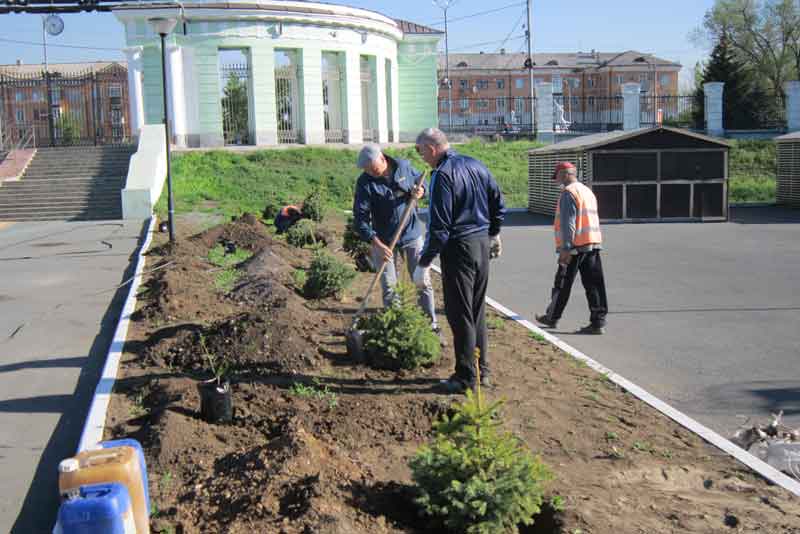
[0,219,146,534]
[488,206,800,436]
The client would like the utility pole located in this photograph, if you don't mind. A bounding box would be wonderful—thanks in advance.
[435,0,456,131]
[41,15,48,72]
[526,0,535,136]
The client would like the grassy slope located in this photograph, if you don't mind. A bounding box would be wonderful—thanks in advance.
[159,138,777,217]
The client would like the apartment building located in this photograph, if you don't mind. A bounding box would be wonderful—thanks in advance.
[0,61,131,147]
[437,50,681,130]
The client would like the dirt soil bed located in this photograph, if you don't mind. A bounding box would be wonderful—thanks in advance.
[106,213,800,534]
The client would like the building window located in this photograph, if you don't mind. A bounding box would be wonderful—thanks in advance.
[476,79,489,90]
[440,99,450,112]
[515,78,524,89]
[660,73,671,86]
[514,97,525,114]
[587,76,595,88]
[15,91,24,102]
[588,96,596,107]
[31,90,42,102]
[15,109,24,123]
[51,87,61,102]
[111,109,123,125]
[68,89,82,104]
[459,79,468,89]
[552,75,562,93]
[568,78,580,89]
[496,79,505,89]
[33,109,46,121]
[496,97,507,112]
[109,84,122,98]
[460,98,468,110]
[616,74,624,84]
[476,99,488,109]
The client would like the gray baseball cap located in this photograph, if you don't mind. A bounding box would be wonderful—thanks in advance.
[356,143,383,169]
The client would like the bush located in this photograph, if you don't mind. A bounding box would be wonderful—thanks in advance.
[342,216,373,272]
[302,188,327,222]
[303,249,356,299]
[286,219,322,248]
[358,283,440,370]
[410,389,553,533]
[262,195,288,220]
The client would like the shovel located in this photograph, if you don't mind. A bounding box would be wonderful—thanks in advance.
[346,171,428,361]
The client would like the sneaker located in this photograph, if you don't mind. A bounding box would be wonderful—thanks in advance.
[438,377,469,395]
[577,324,605,335]
[535,314,558,328]
[479,374,493,389]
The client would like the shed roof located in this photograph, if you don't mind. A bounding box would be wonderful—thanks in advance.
[529,127,731,154]
[439,51,681,71]
[775,131,800,142]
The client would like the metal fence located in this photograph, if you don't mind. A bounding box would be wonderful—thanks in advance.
[220,62,251,145]
[555,96,624,133]
[275,57,302,144]
[640,95,700,129]
[0,65,131,147]
[438,97,534,134]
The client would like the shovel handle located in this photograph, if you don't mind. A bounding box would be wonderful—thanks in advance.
[350,170,428,327]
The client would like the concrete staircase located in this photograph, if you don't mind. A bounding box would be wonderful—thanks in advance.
[0,145,135,221]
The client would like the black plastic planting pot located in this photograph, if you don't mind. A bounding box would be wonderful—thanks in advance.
[197,379,233,423]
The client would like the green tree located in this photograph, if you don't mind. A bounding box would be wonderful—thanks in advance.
[693,0,799,95]
[54,112,82,145]
[410,389,553,533]
[222,73,249,144]
[694,32,780,129]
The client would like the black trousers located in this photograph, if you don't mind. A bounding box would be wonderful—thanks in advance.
[545,250,608,327]
[441,234,490,386]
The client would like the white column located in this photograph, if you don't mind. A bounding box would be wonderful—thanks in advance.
[166,44,187,147]
[344,50,363,144]
[180,45,200,147]
[390,58,400,143]
[375,56,388,143]
[784,81,800,132]
[704,82,724,137]
[301,48,325,145]
[622,82,641,131]
[535,80,553,143]
[124,46,145,139]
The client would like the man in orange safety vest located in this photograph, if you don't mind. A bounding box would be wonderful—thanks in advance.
[535,161,608,334]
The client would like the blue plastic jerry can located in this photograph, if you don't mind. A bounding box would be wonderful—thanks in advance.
[54,482,136,534]
[98,438,150,516]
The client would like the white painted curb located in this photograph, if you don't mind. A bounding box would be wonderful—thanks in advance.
[429,264,800,497]
[77,217,156,452]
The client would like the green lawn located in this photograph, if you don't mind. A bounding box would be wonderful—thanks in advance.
[157,138,777,218]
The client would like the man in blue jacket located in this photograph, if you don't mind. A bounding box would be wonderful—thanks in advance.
[413,128,506,393]
[353,144,439,333]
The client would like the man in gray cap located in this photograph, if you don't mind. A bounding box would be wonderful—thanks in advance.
[353,143,440,335]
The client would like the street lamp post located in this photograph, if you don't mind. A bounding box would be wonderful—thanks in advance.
[434,0,456,131]
[148,17,178,242]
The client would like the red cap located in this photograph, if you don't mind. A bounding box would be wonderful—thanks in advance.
[551,161,576,180]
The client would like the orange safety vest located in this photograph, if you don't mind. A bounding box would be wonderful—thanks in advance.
[554,182,602,249]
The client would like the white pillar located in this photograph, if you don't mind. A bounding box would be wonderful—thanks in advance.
[344,50,363,144]
[375,56,388,143]
[180,45,200,147]
[166,44,187,147]
[301,48,325,145]
[622,82,641,131]
[390,58,400,143]
[124,46,145,139]
[704,82,724,137]
[535,80,553,143]
[784,81,800,132]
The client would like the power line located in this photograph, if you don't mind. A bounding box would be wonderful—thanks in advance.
[427,1,526,26]
[449,34,526,53]
[0,37,122,52]
[497,8,526,52]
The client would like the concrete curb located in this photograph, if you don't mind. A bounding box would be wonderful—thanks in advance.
[77,217,156,452]
[429,264,800,497]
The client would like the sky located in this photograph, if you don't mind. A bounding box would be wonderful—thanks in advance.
[0,0,716,88]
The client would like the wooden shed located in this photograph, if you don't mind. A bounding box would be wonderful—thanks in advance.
[776,131,800,208]
[528,127,731,222]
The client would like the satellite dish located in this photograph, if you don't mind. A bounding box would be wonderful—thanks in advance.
[45,15,64,36]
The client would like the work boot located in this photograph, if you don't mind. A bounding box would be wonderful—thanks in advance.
[438,376,469,395]
[432,326,447,347]
[577,324,605,335]
[535,314,558,328]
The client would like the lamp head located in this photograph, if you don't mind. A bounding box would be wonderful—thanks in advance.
[148,17,178,36]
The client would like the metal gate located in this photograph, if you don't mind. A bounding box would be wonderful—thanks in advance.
[360,56,377,142]
[220,59,251,145]
[322,53,345,143]
[0,64,131,147]
[275,51,302,144]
